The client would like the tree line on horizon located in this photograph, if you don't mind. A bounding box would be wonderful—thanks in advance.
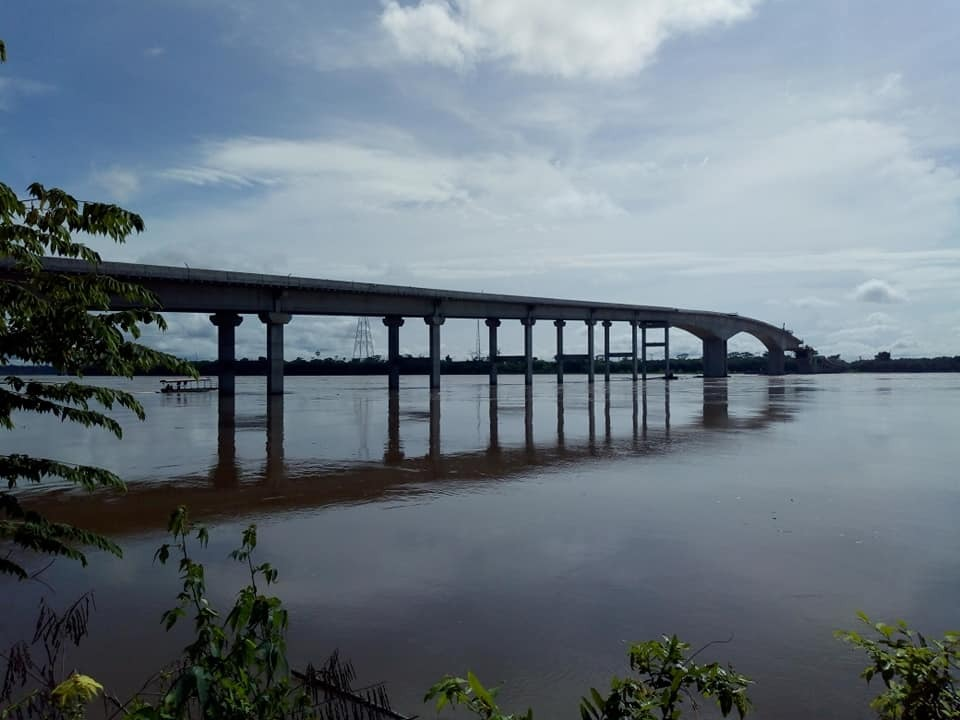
[4,351,960,377]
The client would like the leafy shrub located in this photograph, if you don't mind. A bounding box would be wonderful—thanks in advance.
[426,635,752,720]
[122,507,311,720]
[837,612,960,719]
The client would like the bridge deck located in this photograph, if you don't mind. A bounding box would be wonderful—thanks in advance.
[16,258,804,351]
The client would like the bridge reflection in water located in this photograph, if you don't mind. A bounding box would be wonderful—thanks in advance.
[35,379,799,537]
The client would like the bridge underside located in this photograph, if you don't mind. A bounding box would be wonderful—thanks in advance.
[11,258,816,394]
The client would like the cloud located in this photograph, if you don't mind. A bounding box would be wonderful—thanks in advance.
[866,311,895,325]
[0,77,54,111]
[380,0,763,78]
[144,46,166,58]
[90,166,141,202]
[852,279,908,304]
[158,134,630,217]
[542,189,624,219]
[790,296,837,309]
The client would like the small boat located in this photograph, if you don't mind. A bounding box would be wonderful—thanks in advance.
[159,377,218,394]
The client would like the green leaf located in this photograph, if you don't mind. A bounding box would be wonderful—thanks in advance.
[467,671,496,708]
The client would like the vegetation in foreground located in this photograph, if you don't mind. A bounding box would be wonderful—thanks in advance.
[1,38,191,581]
[2,511,958,719]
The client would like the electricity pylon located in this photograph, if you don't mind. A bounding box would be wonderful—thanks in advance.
[352,317,375,360]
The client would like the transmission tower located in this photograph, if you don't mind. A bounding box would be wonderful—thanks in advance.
[352,317,375,360]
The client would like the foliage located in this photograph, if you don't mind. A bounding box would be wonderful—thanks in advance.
[0,593,100,720]
[836,612,960,720]
[579,636,752,720]
[425,672,531,720]
[426,636,752,720]
[0,41,193,579]
[122,507,312,720]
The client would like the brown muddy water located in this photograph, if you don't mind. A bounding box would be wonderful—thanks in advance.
[4,374,959,719]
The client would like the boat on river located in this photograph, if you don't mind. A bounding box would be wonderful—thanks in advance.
[159,377,218,394]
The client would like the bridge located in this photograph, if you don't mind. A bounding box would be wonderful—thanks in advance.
[30,258,816,394]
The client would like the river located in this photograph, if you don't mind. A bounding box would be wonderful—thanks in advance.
[4,374,959,719]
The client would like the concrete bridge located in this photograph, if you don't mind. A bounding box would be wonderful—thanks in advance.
[30,258,816,394]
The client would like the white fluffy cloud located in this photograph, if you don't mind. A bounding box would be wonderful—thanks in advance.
[91,166,141,202]
[853,279,908,304]
[380,0,763,77]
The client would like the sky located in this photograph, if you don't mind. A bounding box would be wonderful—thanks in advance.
[3,0,960,361]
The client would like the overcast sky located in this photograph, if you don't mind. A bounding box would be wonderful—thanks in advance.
[3,1,959,361]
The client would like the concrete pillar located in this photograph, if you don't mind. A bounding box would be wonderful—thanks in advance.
[664,325,671,379]
[258,312,291,396]
[702,337,728,378]
[554,320,565,385]
[486,318,500,386]
[796,348,815,374]
[641,323,648,380]
[631,321,639,382]
[602,320,612,383]
[767,347,786,376]
[424,315,445,389]
[522,317,536,386]
[382,316,404,391]
[586,319,596,384]
[209,312,243,396]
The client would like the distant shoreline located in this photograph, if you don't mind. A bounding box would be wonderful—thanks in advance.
[5,355,959,376]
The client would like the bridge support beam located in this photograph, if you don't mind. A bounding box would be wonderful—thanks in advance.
[382,315,404,391]
[767,347,786,376]
[210,312,243,396]
[554,320,565,385]
[631,320,639,382]
[522,317,535,386]
[702,337,728,378]
[425,315,444,390]
[796,347,815,374]
[486,318,500,386]
[602,320,612,383]
[258,312,291,395]
[586,319,596,384]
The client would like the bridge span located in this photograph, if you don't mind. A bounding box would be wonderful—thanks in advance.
[31,258,816,394]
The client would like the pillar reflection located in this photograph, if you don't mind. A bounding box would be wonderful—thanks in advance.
[702,379,730,428]
[265,395,284,487]
[556,385,565,448]
[641,382,648,437]
[488,386,500,452]
[587,385,597,453]
[768,376,786,399]
[429,390,441,463]
[524,386,534,453]
[384,391,404,463]
[603,384,612,446]
[664,382,671,434]
[213,395,240,488]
